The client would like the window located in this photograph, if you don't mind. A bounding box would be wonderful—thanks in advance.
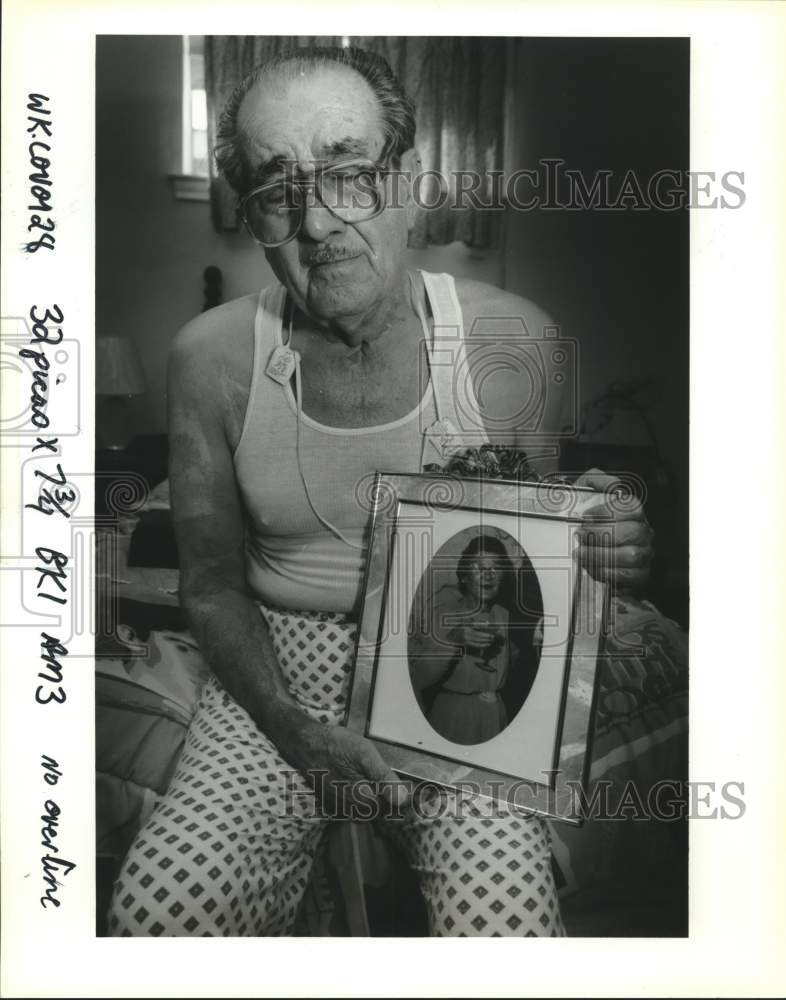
[183,36,208,177]
[173,35,352,200]
[172,36,209,200]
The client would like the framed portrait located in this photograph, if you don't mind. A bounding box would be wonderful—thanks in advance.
[346,472,610,824]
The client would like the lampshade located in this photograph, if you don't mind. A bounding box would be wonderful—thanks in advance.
[96,336,147,396]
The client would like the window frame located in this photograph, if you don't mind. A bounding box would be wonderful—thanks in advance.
[171,35,209,201]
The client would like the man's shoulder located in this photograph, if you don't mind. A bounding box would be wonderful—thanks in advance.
[169,292,259,371]
[168,293,261,442]
[445,276,568,446]
[451,276,555,338]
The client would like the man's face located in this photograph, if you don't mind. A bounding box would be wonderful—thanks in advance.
[237,64,412,327]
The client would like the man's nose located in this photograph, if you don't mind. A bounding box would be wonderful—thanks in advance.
[299,194,346,242]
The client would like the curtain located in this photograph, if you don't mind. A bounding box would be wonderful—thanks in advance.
[204,36,507,248]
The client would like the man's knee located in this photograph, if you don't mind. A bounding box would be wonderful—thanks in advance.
[107,841,273,937]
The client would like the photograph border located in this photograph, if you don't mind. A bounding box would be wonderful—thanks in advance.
[346,472,609,824]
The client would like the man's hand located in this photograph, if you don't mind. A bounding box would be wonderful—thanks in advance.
[574,468,654,594]
[279,711,410,820]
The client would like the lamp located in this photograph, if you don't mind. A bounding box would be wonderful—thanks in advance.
[96,336,147,450]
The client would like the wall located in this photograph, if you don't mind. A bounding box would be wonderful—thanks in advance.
[97,36,271,435]
[502,38,689,489]
[95,35,501,436]
[502,38,689,606]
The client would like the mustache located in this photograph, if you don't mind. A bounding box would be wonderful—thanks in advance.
[300,247,361,267]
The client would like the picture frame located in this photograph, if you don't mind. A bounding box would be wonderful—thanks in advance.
[346,472,610,824]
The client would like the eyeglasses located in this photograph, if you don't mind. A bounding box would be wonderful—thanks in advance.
[238,158,391,248]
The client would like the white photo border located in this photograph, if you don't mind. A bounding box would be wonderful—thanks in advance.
[346,472,609,823]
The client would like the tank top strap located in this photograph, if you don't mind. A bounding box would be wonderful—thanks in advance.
[233,283,288,456]
[420,270,490,458]
[258,282,288,349]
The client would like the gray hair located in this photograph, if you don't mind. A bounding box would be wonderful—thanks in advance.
[215,45,416,194]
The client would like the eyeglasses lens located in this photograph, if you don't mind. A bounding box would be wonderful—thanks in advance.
[242,164,385,246]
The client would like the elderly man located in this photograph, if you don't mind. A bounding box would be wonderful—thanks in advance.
[108,45,652,937]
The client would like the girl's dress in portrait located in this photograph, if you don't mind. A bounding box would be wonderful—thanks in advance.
[411,584,515,745]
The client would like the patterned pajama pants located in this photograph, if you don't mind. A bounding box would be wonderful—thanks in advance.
[108,606,565,938]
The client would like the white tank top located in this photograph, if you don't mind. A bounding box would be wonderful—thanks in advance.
[232,270,486,616]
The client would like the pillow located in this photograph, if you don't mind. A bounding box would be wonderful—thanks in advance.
[549,596,688,899]
[96,599,211,864]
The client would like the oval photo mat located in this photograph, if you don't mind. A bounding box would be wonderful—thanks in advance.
[406,524,545,744]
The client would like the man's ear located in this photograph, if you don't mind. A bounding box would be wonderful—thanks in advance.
[398,147,422,228]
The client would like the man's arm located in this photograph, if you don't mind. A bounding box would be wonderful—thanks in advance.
[167,316,404,815]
